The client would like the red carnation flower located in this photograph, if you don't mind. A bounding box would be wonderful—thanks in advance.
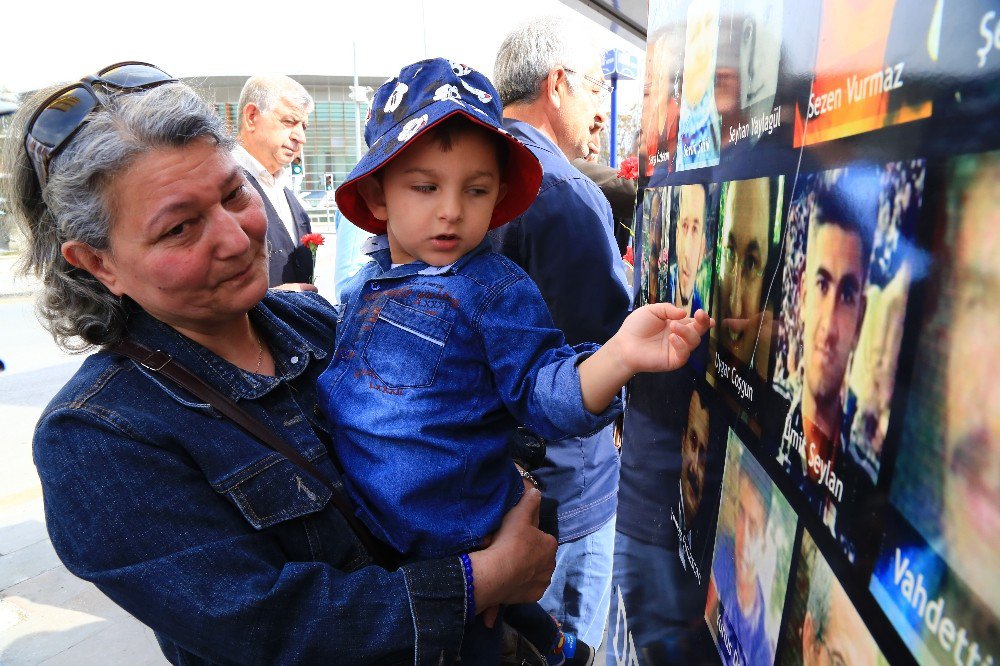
[300,233,325,284]
[616,156,639,180]
[300,233,325,249]
[623,246,634,267]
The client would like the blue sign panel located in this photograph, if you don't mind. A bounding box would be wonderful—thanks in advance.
[602,48,640,80]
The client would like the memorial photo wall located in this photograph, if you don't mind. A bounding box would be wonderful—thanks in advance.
[609,1,1000,664]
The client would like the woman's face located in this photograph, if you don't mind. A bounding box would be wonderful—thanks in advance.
[85,139,268,334]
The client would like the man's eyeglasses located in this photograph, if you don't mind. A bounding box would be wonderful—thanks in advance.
[24,62,177,190]
[720,246,766,281]
[563,67,613,103]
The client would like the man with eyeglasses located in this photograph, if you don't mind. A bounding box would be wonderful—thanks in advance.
[234,75,317,292]
[716,177,773,376]
[492,16,632,650]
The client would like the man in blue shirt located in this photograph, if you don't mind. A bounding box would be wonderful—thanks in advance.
[332,209,373,305]
[493,16,632,648]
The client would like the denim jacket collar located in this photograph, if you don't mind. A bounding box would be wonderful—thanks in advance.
[123,293,328,402]
[502,119,564,163]
[361,234,494,279]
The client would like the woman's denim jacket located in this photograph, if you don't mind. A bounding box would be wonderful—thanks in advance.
[319,236,621,559]
[33,291,469,665]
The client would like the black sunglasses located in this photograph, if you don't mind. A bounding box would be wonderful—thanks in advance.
[24,61,177,190]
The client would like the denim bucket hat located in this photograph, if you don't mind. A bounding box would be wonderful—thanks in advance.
[335,58,543,235]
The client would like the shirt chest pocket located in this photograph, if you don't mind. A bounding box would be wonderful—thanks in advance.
[217,454,332,530]
[362,299,452,388]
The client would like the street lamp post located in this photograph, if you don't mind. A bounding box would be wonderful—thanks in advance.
[602,48,639,168]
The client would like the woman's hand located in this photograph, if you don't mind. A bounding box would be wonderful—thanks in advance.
[468,488,556,626]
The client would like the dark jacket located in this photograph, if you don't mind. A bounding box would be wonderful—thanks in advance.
[34,292,469,664]
[492,119,631,541]
[246,175,314,286]
[571,158,637,256]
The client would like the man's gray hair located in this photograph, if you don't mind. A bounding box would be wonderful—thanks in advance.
[0,82,233,351]
[494,15,604,106]
[238,75,314,128]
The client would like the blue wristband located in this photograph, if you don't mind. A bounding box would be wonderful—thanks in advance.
[459,553,476,624]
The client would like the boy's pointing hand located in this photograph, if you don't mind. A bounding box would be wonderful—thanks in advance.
[613,304,714,375]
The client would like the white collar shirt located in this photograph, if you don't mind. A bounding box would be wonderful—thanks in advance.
[233,145,298,243]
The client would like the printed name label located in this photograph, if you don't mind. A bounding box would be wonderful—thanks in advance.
[807,62,906,120]
[730,106,783,145]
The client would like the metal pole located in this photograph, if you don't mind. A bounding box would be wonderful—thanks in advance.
[353,42,363,162]
[610,73,619,168]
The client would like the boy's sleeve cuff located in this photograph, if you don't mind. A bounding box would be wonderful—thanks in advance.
[533,344,623,436]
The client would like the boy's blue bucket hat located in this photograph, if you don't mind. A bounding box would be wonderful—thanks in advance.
[335,58,543,235]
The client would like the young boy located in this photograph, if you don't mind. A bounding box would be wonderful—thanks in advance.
[320,58,712,664]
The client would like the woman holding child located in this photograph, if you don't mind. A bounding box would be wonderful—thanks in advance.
[4,60,708,665]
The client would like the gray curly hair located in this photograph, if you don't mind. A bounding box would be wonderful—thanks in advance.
[0,81,233,352]
[493,15,603,107]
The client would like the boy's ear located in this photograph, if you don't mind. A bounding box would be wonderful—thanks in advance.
[357,176,389,221]
[496,182,508,205]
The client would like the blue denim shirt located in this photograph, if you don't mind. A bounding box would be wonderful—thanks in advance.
[492,119,631,541]
[318,236,621,559]
[33,291,470,665]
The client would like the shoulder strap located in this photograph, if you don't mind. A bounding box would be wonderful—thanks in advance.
[110,339,401,570]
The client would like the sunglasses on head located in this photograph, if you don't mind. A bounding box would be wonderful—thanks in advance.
[24,61,177,190]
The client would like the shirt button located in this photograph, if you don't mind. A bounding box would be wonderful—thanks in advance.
[290,356,299,364]
[370,283,380,291]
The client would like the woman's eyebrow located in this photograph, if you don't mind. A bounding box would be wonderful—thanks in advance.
[150,167,245,226]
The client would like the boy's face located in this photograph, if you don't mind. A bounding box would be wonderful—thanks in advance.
[363,128,507,266]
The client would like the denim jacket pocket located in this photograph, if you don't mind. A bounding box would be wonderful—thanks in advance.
[363,299,451,388]
[216,454,333,530]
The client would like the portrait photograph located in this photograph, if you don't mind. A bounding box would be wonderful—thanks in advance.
[792,0,936,147]
[870,149,1000,666]
[638,187,671,307]
[614,368,728,664]
[717,0,789,160]
[707,175,785,432]
[642,2,687,183]
[706,428,796,666]
[779,530,888,666]
[768,162,923,564]
[675,0,722,171]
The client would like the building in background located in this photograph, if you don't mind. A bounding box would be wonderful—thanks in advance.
[198,75,385,227]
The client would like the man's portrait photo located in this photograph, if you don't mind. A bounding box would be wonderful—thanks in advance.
[871,150,1000,666]
[781,530,886,666]
[708,176,784,428]
[771,163,921,562]
[668,183,717,318]
[706,429,796,666]
[639,187,669,307]
[676,0,722,171]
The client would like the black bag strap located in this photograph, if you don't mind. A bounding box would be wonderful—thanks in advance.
[110,339,401,570]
